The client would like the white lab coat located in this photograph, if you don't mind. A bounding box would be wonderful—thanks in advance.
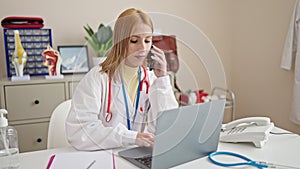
[65,66,178,150]
[281,0,300,125]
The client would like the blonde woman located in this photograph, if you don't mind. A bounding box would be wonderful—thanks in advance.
[66,8,178,150]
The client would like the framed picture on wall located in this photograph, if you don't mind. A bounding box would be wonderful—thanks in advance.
[58,45,89,74]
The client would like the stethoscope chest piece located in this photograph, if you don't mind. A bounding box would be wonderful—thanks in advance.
[105,112,112,122]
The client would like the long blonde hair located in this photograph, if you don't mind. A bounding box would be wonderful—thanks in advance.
[100,8,153,79]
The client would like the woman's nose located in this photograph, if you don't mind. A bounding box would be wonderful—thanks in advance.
[138,41,148,51]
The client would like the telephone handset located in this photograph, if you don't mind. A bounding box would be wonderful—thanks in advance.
[220,117,274,148]
[222,117,271,131]
[147,45,155,71]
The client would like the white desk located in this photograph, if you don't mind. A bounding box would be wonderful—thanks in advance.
[18,127,300,169]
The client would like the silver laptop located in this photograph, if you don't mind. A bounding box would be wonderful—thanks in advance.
[119,100,225,169]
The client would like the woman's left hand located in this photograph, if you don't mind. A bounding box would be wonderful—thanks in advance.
[136,132,155,147]
[150,45,167,77]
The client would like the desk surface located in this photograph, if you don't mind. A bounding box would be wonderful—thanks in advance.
[19,127,300,169]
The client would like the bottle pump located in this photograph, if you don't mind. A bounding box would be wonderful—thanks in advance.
[0,109,20,169]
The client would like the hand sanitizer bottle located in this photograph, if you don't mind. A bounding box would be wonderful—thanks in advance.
[0,109,20,169]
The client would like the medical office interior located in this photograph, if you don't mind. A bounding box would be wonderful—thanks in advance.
[0,0,299,154]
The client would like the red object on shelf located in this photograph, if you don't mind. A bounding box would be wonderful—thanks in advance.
[178,89,209,106]
[1,16,44,28]
[196,90,209,103]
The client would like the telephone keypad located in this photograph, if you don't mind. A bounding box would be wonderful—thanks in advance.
[227,127,246,135]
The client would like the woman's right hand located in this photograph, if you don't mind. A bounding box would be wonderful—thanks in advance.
[150,45,167,77]
[136,132,155,147]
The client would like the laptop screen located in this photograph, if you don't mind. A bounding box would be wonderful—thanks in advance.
[119,100,225,169]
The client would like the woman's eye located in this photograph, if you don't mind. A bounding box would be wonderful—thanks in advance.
[145,40,151,43]
[130,39,138,43]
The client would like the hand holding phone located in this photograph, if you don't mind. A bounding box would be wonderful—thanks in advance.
[147,45,167,77]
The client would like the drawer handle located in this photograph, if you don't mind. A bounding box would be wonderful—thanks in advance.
[34,100,40,104]
[36,138,42,143]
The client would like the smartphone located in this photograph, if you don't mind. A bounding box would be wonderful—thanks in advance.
[147,45,155,70]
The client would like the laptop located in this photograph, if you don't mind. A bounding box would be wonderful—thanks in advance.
[119,99,225,169]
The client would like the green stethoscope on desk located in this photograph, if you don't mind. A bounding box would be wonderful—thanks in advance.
[209,151,300,169]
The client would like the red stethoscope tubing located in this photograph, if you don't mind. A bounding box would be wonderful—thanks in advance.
[105,79,113,122]
[105,66,149,123]
[140,67,149,94]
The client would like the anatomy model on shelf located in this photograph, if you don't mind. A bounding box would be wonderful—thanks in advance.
[42,45,62,77]
[12,30,27,77]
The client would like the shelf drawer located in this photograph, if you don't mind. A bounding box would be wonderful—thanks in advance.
[4,83,65,121]
[14,122,49,152]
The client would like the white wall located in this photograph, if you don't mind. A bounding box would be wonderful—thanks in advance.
[231,0,300,133]
[1,0,299,133]
[0,0,232,91]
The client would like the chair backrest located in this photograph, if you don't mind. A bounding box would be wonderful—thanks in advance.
[47,99,71,149]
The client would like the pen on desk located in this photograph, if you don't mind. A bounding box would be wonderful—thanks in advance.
[86,160,96,169]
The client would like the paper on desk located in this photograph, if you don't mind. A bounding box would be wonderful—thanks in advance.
[46,150,115,169]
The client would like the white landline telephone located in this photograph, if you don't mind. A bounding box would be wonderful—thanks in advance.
[220,117,274,148]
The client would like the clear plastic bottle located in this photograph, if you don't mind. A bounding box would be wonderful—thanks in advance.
[0,109,20,169]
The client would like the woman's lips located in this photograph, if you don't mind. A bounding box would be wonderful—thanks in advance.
[135,55,146,58]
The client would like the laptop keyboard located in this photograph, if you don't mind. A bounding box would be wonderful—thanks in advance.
[136,156,152,168]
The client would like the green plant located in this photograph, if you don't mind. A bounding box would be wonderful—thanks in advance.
[84,23,113,57]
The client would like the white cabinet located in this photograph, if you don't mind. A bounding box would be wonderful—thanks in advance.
[14,122,49,152]
[5,83,65,121]
[68,81,80,98]
[0,75,83,152]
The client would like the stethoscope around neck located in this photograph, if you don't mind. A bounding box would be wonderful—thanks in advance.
[105,66,149,130]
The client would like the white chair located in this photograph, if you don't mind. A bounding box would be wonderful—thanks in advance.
[47,99,71,149]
